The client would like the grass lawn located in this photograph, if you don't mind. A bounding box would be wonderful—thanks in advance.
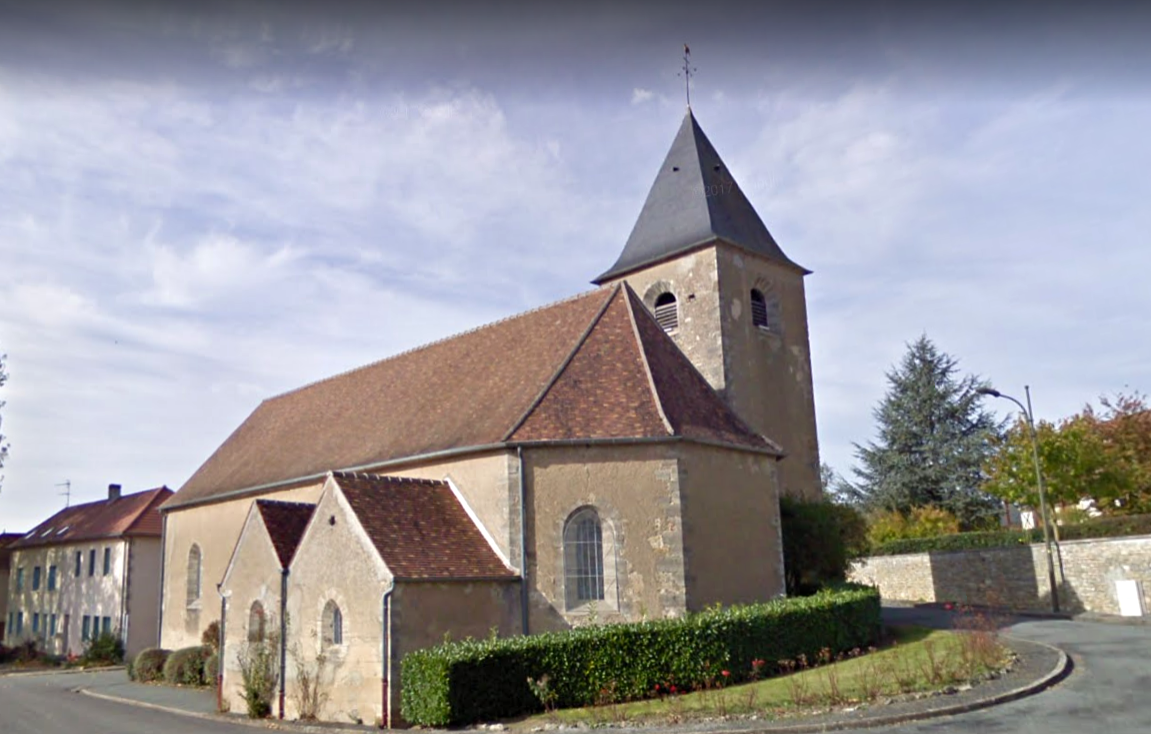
[512,625,1010,728]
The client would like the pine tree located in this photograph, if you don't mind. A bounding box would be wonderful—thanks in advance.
[844,336,1001,529]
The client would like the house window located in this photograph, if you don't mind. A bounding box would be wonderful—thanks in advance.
[750,289,768,328]
[653,292,679,333]
[88,549,96,577]
[32,567,41,591]
[48,566,58,591]
[50,614,58,636]
[101,617,112,636]
[81,615,91,641]
[248,601,266,643]
[75,551,82,577]
[321,601,343,647]
[6,612,12,640]
[15,612,23,635]
[15,567,23,592]
[563,507,606,608]
[103,547,112,575]
[32,613,40,635]
[186,544,202,606]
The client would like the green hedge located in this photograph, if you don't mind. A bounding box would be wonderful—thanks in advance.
[869,513,1151,557]
[401,585,880,726]
[163,645,212,687]
[131,647,171,682]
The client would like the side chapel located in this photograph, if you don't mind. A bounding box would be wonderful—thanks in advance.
[158,109,821,724]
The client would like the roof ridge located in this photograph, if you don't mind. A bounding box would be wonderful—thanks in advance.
[501,284,621,441]
[123,486,173,533]
[621,284,674,435]
[332,471,448,487]
[269,287,613,403]
[255,499,316,508]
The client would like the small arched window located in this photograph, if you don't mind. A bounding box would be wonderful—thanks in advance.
[750,289,768,329]
[564,508,605,607]
[248,601,266,642]
[322,600,343,647]
[186,544,202,606]
[653,292,678,333]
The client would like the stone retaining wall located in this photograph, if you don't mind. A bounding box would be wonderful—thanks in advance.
[849,534,1151,615]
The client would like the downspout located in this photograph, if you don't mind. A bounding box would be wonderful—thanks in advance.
[381,582,395,729]
[120,539,130,653]
[157,513,168,648]
[279,567,289,720]
[216,583,229,714]
[517,446,529,635]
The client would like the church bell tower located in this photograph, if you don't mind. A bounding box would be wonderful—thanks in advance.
[594,110,821,499]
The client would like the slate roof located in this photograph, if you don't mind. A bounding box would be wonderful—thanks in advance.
[332,472,516,580]
[594,109,806,284]
[10,487,173,550]
[168,283,777,511]
[255,500,315,568]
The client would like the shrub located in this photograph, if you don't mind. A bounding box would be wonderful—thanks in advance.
[237,636,279,718]
[132,647,171,683]
[83,632,125,666]
[205,649,220,686]
[401,585,880,726]
[163,645,212,687]
[867,507,961,546]
[780,498,868,595]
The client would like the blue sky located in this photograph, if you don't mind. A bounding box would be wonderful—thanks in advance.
[1,0,1149,530]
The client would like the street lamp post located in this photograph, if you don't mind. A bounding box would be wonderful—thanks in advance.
[978,385,1061,613]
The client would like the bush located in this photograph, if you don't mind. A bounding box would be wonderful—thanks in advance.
[401,585,881,726]
[163,645,212,687]
[205,649,220,686]
[780,497,868,595]
[201,620,221,652]
[237,637,279,718]
[83,632,125,666]
[868,512,1151,556]
[867,507,961,546]
[132,647,171,683]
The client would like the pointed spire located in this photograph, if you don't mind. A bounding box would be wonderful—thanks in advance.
[594,110,805,284]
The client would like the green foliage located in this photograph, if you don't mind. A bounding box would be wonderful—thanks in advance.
[237,635,279,718]
[842,336,1001,529]
[163,645,212,687]
[132,647,171,683]
[401,586,881,726]
[201,620,221,651]
[205,649,220,685]
[82,631,125,666]
[868,513,1151,556]
[866,507,961,546]
[780,497,868,595]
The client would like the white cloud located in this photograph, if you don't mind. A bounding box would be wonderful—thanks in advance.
[631,87,654,105]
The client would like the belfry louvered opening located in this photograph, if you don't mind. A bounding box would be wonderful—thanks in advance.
[751,289,768,328]
[653,292,678,332]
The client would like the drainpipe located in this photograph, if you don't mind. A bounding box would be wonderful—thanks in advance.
[120,539,130,651]
[216,583,229,714]
[279,567,289,720]
[157,513,168,647]
[517,446,529,635]
[381,582,395,729]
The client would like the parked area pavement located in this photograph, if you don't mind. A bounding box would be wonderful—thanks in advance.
[1,604,1148,733]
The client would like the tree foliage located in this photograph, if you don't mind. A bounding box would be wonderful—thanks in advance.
[844,336,1001,529]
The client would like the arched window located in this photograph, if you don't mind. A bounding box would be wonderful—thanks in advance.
[653,292,678,333]
[750,289,768,328]
[186,545,202,606]
[248,601,266,642]
[322,600,343,647]
[564,508,605,608]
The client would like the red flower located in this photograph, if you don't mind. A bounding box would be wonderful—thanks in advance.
[721,670,730,677]
[944,603,954,611]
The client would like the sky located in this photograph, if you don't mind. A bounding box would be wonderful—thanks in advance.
[1,0,1149,531]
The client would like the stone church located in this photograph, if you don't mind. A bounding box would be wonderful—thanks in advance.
[158,109,821,724]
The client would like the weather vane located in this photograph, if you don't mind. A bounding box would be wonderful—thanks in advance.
[679,43,696,108]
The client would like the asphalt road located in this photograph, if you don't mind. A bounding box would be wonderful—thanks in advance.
[1,613,1149,734]
[0,670,244,734]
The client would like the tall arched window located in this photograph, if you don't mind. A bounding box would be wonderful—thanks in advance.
[248,601,266,642]
[322,600,343,647]
[186,544,202,606]
[563,508,605,608]
[653,292,678,333]
[750,289,769,328]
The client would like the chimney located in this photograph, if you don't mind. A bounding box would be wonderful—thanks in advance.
[108,484,122,501]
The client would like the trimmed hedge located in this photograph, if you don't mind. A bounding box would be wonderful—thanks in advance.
[869,513,1151,557]
[401,585,880,726]
[132,647,171,682]
[163,645,212,687]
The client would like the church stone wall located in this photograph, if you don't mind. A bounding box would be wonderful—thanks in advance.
[160,482,324,651]
[677,443,785,609]
[523,443,687,631]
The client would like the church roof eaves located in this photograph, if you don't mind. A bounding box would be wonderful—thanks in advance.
[594,110,807,285]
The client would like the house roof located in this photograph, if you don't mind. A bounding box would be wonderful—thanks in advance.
[0,533,22,549]
[332,472,516,580]
[9,487,173,550]
[594,109,806,284]
[255,500,315,568]
[167,283,777,511]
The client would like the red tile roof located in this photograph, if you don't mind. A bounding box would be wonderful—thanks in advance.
[332,472,515,580]
[9,487,173,550]
[255,500,315,568]
[168,284,776,510]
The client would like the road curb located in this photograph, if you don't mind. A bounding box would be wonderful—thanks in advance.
[0,664,126,679]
